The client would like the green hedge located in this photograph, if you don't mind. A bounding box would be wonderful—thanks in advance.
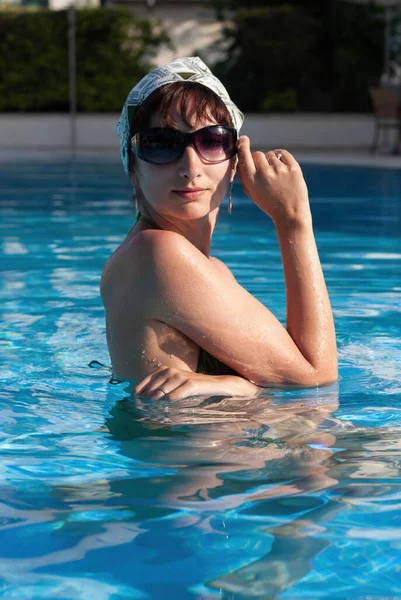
[212,1,385,112]
[0,8,170,111]
[213,5,319,112]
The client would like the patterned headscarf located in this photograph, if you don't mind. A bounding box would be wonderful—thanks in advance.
[116,56,244,175]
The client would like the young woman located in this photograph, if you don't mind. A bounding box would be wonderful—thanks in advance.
[101,57,338,400]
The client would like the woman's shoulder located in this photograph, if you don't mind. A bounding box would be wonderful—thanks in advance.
[100,228,197,300]
[128,231,236,286]
[133,227,191,252]
[129,229,207,276]
[209,256,236,281]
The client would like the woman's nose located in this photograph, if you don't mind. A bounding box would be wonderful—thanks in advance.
[177,145,202,179]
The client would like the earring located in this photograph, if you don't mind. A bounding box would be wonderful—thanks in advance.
[228,181,233,214]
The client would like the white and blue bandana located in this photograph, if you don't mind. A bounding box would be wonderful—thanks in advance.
[116,56,244,175]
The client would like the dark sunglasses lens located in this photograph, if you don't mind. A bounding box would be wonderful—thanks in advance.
[195,127,236,162]
[139,129,183,164]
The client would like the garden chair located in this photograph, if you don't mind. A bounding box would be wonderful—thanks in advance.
[369,86,401,154]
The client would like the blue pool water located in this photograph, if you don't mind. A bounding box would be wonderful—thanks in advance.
[1,156,401,599]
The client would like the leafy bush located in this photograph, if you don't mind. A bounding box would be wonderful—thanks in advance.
[0,8,170,111]
[212,5,320,112]
[260,89,297,113]
[212,0,385,112]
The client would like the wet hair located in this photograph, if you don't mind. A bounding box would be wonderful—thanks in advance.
[128,81,233,174]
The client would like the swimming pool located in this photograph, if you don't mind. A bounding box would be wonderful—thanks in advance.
[1,156,401,599]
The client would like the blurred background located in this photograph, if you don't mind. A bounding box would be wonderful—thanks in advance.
[0,0,400,155]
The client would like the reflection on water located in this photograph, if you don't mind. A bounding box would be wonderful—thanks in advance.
[1,160,401,598]
[102,386,341,597]
[106,388,339,502]
[2,376,401,597]
[99,384,401,598]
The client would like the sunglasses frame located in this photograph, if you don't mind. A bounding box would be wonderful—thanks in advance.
[130,125,238,165]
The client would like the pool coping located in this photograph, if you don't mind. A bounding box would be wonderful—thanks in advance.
[1,148,400,169]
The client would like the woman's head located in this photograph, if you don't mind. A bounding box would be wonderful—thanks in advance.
[129,81,235,173]
[116,57,243,223]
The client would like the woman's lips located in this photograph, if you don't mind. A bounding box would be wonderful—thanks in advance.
[172,188,207,200]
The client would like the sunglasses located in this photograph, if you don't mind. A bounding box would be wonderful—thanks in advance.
[130,125,238,165]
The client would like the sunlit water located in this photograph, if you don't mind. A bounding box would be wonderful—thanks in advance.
[1,156,401,599]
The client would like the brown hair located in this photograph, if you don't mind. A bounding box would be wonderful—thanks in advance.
[128,81,233,173]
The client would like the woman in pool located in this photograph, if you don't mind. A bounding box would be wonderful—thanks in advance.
[101,56,338,399]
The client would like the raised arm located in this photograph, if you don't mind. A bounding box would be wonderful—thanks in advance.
[236,138,337,382]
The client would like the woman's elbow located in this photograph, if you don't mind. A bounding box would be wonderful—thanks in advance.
[305,361,339,388]
[252,361,338,389]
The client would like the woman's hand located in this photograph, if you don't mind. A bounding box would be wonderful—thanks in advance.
[134,366,260,401]
[236,136,310,224]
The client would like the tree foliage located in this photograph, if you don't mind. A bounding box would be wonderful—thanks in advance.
[212,0,386,112]
[0,8,170,112]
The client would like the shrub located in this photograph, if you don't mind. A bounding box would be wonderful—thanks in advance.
[0,8,170,111]
[260,89,297,113]
[211,0,385,112]
[212,5,320,112]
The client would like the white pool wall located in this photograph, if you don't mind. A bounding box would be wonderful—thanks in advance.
[0,113,376,150]
[1,113,400,168]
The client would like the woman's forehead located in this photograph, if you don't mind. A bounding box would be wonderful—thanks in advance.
[149,101,218,131]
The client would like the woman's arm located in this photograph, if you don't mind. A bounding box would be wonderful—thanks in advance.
[276,215,336,375]
[236,141,337,382]
[134,366,260,400]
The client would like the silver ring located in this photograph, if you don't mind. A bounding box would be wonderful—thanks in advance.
[157,386,168,395]
[275,152,283,160]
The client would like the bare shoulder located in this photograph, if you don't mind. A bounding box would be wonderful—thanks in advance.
[100,229,203,303]
[129,229,212,277]
[209,256,236,281]
[136,232,239,291]
[102,229,240,305]
[101,229,174,274]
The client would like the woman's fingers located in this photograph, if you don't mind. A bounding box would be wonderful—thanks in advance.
[238,143,291,184]
[237,136,256,181]
[273,149,300,169]
[166,381,200,401]
[134,366,212,401]
[134,366,168,396]
[238,138,297,170]
[134,366,195,399]
[264,149,291,168]
[265,149,282,163]
[252,150,269,170]
[236,140,308,221]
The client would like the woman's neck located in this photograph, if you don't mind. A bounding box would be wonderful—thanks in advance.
[137,208,217,257]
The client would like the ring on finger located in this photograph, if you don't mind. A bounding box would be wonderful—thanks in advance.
[157,386,168,396]
[275,152,283,160]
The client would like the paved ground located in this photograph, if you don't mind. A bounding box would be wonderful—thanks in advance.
[293,149,401,169]
[0,148,400,169]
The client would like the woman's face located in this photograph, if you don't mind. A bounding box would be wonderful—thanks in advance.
[131,98,235,223]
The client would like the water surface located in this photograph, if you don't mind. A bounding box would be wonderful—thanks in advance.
[1,158,401,599]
